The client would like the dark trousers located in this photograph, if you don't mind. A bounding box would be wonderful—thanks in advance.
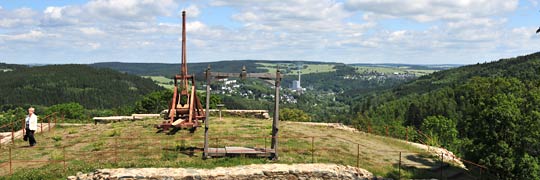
[25,128,36,146]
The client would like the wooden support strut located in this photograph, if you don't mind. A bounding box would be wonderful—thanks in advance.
[204,66,211,159]
[204,66,282,160]
[271,67,281,160]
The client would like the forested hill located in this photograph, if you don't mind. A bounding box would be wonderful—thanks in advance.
[0,63,27,71]
[0,64,163,109]
[91,60,340,76]
[392,52,540,96]
[353,52,540,179]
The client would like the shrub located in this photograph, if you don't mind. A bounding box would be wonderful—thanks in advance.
[279,108,311,122]
[45,102,86,120]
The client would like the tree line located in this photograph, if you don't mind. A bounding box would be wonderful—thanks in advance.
[351,52,540,179]
[0,64,163,109]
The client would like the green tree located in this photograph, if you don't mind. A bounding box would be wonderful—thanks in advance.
[133,90,222,114]
[133,90,173,114]
[405,103,422,129]
[46,102,86,120]
[279,108,311,122]
[0,107,26,132]
[420,115,458,151]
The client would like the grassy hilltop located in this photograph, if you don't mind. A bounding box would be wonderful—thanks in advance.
[0,117,466,179]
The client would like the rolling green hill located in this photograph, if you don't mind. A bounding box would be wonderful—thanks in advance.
[352,52,540,179]
[91,61,449,123]
[0,64,163,109]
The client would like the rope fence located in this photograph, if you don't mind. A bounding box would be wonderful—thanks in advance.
[0,119,494,179]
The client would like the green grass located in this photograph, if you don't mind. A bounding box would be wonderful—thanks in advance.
[143,76,174,89]
[0,117,466,179]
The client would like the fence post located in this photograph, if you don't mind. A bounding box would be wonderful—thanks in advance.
[11,123,15,145]
[114,138,118,164]
[9,146,12,175]
[63,146,66,174]
[398,152,401,180]
[22,118,25,135]
[406,127,409,142]
[48,117,51,132]
[356,144,360,168]
[40,119,43,133]
[480,168,483,180]
[311,136,314,163]
[385,126,389,137]
[440,153,443,180]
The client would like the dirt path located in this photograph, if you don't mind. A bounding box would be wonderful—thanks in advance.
[0,123,56,145]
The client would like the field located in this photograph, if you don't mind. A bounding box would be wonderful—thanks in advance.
[354,66,436,76]
[0,117,468,179]
[256,63,336,74]
[143,76,174,89]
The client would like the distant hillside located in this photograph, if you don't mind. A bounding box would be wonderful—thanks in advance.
[353,52,540,179]
[0,64,163,109]
[0,63,27,72]
[349,63,461,71]
[90,60,340,77]
[392,52,540,96]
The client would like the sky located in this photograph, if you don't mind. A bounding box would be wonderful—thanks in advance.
[0,0,539,65]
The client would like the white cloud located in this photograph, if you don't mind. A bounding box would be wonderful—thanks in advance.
[79,27,105,35]
[222,0,355,33]
[87,42,101,49]
[184,5,200,17]
[345,0,519,22]
[84,0,177,21]
[41,6,81,26]
[44,6,64,19]
[0,0,536,64]
[1,30,46,41]
[0,7,37,28]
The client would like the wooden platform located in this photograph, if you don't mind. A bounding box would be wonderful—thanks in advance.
[206,147,275,158]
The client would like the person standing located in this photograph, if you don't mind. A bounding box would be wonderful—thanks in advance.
[25,107,38,147]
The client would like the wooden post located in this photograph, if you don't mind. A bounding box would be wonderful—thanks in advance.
[9,146,12,175]
[406,127,409,142]
[399,152,401,180]
[48,117,51,132]
[356,144,360,168]
[22,118,25,135]
[270,68,281,160]
[11,123,14,145]
[440,153,444,180]
[311,136,314,163]
[63,146,66,174]
[114,138,118,164]
[385,126,389,137]
[480,168,483,180]
[203,66,211,159]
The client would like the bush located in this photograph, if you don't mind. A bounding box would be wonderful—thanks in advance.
[0,107,27,131]
[133,90,172,114]
[45,102,86,120]
[279,108,311,122]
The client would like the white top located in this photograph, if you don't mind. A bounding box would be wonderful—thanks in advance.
[25,114,38,131]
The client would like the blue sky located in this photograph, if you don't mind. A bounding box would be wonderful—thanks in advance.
[0,0,539,65]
